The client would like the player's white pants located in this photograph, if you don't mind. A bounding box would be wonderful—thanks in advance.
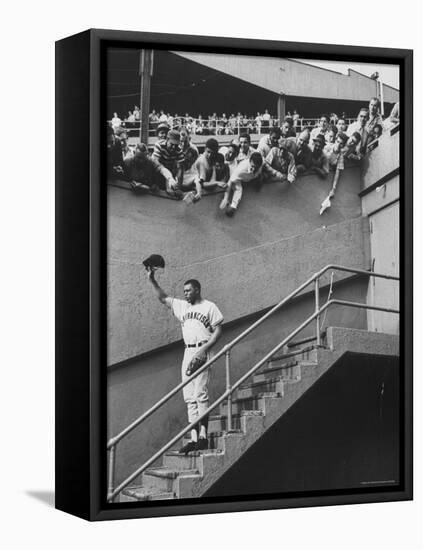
[181,347,211,425]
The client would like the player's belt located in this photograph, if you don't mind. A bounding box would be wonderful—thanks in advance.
[186,340,208,348]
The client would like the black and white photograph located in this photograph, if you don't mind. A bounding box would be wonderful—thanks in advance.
[106,45,405,506]
[2,0,421,542]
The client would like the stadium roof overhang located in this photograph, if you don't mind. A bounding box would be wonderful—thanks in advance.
[172,51,399,103]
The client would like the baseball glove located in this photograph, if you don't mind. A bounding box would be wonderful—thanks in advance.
[186,354,208,377]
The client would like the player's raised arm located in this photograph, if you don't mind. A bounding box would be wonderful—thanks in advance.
[146,268,172,308]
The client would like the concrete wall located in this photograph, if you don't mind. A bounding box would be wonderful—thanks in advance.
[108,165,369,365]
[361,128,400,334]
[108,276,369,486]
[361,127,399,190]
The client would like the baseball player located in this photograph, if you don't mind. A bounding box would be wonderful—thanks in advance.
[147,269,223,454]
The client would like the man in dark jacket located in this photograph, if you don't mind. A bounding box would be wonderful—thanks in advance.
[124,143,176,193]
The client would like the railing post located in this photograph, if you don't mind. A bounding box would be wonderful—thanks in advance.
[107,444,116,503]
[225,350,233,432]
[315,277,321,346]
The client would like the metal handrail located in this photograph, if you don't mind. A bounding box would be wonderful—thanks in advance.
[107,265,399,501]
[108,295,399,501]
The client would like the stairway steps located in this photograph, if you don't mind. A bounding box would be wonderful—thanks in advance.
[143,467,200,492]
[209,411,262,432]
[121,485,175,502]
[257,359,301,381]
[237,376,285,399]
[163,450,223,471]
[114,327,399,501]
[205,429,244,450]
[255,360,317,384]
[287,333,325,349]
[237,381,284,399]
[270,344,317,362]
[219,392,281,416]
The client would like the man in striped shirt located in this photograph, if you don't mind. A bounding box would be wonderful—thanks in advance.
[152,129,185,196]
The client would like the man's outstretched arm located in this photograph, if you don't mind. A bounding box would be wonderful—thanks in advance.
[146,268,172,308]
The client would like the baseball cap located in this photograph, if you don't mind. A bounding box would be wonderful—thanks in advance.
[143,254,165,270]
[156,123,170,134]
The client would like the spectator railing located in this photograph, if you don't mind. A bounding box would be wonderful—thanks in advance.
[109,117,357,138]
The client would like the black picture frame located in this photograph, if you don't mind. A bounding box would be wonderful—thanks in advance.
[55,28,413,521]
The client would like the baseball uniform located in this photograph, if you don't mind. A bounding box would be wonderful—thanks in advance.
[171,298,224,425]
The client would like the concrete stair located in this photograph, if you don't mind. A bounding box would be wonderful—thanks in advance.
[119,327,399,502]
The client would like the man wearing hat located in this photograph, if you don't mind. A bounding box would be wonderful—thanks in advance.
[310,134,330,178]
[152,129,185,196]
[156,122,170,141]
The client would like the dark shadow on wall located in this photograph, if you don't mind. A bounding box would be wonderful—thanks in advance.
[205,352,400,498]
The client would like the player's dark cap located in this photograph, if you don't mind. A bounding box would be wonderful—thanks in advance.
[143,254,165,270]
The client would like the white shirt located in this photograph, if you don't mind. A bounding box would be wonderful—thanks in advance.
[171,298,223,346]
[111,117,121,130]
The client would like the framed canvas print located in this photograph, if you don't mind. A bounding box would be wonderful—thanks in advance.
[55,29,412,521]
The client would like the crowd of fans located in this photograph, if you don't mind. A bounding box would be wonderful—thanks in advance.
[112,108,311,136]
[107,98,399,217]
